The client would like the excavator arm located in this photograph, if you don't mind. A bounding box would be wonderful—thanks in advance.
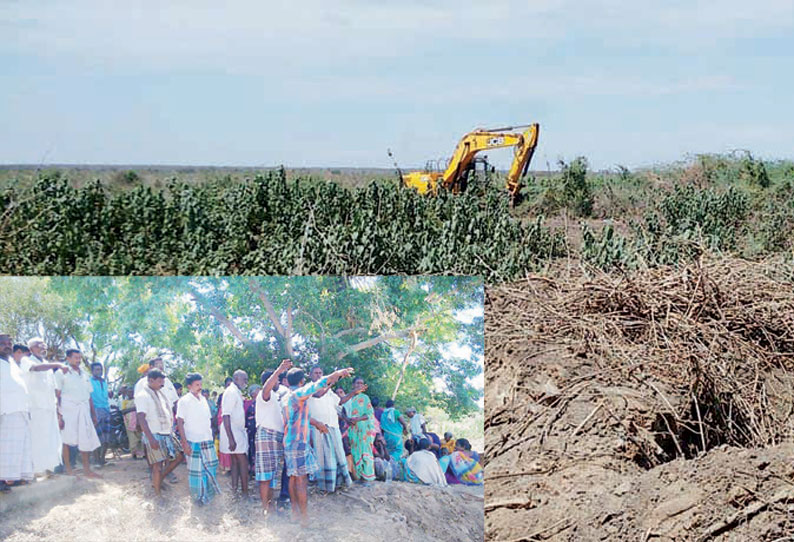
[400,123,540,200]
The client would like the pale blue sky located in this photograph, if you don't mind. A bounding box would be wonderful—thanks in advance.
[2,1,792,170]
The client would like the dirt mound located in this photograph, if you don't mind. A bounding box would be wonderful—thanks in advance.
[0,458,483,542]
[485,257,794,541]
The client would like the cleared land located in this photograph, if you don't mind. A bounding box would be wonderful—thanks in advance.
[0,456,484,542]
[485,257,794,541]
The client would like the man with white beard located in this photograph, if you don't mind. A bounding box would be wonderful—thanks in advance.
[19,338,67,477]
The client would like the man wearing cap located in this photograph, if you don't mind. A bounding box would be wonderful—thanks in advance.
[19,337,67,476]
[0,333,34,489]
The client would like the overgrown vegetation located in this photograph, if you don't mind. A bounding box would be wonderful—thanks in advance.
[0,169,564,280]
[1,153,791,280]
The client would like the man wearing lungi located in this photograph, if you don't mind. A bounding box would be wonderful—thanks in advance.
[220,369,249,497]
[176,373,220,505]
[134,356,179,410]
[137,369,183,496]
[19,337,66,477]
[308,365,353,493]
[282,365,354,526]
[90,362,111,466]
[55,349,101,479]
[255,358,292,517]
[0,334,34,488]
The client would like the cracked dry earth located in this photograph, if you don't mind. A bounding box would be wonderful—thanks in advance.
[0,456,484,542]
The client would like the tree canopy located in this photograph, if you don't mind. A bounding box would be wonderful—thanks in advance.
[0,276,483,418]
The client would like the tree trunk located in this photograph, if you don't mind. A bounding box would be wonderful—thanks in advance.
[188,288,251,345]
[335,327,415,361]
[391,329,419,400]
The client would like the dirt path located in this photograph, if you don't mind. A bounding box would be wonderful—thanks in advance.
[0,457,483,542]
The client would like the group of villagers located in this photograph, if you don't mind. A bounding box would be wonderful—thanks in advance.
[1,336,483,527]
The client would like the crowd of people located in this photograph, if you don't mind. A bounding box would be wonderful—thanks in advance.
[0,335,483,525]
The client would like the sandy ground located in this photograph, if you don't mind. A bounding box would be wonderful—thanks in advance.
[0,457,483,542]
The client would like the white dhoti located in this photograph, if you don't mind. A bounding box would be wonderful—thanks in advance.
[30,408,62,473]
[61,399,100,452]
[219,423,248,455]
[0,412,34,481]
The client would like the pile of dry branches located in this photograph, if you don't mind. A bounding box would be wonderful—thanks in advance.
[486,257,794,466]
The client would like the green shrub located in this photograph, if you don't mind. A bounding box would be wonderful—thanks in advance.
[560,157,594,217]
[739,152,770,188]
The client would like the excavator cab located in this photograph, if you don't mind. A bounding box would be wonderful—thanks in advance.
[396,123,540,201]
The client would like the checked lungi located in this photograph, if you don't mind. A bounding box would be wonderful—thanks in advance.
[94,407,112,446]
[143,432,181,464]
[310,425,351,492]
[187,440,220,504]
[284,441,317,477]
[254,427,283,488]
[0,412,34,481]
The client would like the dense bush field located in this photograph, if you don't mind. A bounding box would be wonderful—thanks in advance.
[1,154,791,280]
[0,169,564,280]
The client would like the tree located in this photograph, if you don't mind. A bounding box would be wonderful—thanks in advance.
[39,276,483,417]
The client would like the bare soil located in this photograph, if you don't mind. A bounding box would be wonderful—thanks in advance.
[0,457,483,542]
[485,258,794,541]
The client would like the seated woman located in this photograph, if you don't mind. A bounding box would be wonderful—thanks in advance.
[402,437,447,487]
[373,433,400,481]
[438,438,483,486]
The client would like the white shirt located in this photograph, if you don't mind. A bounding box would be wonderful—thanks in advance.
[0,357,29,415]
[221,383,245,429]
[135,386,173,435]
[176,392,213,442]
[410,412,426,436]
[309,389,340,429]
[256,387,284,432]
[19,355,57,411]
[135,375,179,408]
[55,367,92,403]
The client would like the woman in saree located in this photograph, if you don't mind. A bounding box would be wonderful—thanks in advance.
[341,377,377,484]
[438,438,483,486]
[380,399,409,460]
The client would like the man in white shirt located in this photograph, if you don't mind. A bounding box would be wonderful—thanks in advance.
[0,334,34,487]
[176,373,220,505]
[221,369,249,497]
[20,337,67,476]
[308,365,353,493]
[12,344,29,365]
[134,356,179,410]
[136,369,183,497]
[254,359,291,516]
[406,407,427,440]
[55,349,101,479]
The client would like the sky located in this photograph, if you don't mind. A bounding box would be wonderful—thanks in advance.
[2,1,793,170]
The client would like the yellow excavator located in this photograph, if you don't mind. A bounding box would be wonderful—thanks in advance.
[391,123,539,201]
